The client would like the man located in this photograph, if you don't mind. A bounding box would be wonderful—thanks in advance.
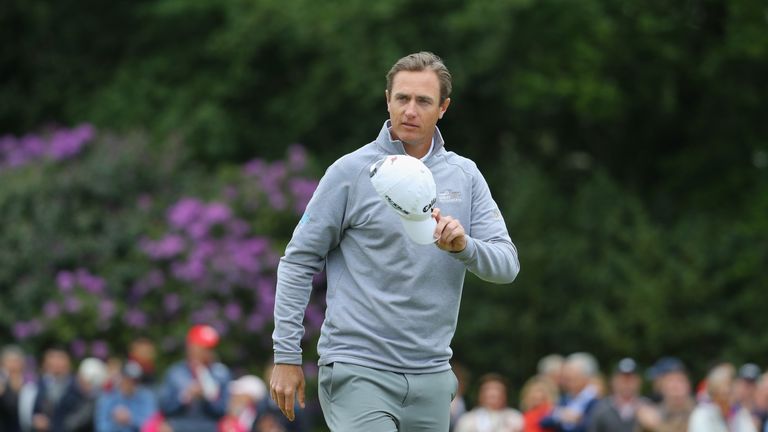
[588,358,653,432]
[158,325,231,432]
[538,354,565,392]
[646,357,686,404]
[734,363,762,425]
[31,347,83,432]
[454,373,523,432]
[688,364,756,432]
[127,337,158,385]
[0,345,27,432]
[95,360,156,432]
[539,353,600,432]
[753,373,768,432]
[64,357,109,432]
[636,358,694,432]
[271,51,520,431]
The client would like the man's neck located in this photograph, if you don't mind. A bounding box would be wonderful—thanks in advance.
[614,394,637,406]
[388,129,433,159]
[404,142,431,159]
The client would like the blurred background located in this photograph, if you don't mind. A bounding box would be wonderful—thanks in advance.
[2,0,768,430]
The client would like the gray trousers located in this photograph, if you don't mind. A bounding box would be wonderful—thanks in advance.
[318,362,458,432]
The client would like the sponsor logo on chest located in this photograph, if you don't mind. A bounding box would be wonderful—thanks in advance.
[437,190,462,203]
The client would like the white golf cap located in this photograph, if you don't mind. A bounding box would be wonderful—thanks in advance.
[370,155,437,244]
[230,374,267,402]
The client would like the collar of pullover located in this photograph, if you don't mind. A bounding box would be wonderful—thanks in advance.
[375,120,445,163]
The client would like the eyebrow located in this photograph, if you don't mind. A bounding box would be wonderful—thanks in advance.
[393,92,435,103]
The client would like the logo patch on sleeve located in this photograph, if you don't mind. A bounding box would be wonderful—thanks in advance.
[295,211,311,232]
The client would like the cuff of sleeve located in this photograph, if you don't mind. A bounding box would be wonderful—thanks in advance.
[274,352,303,365]
[448,235,476,262]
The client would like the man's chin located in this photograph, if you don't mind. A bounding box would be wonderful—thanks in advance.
[397,131,425,147]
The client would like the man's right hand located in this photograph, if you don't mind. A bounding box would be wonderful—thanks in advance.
[270,364,305,421]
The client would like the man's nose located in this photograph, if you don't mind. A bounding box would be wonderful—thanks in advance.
[404,101,417,118]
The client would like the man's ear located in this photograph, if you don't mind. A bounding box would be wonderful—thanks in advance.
[439,97,451,119]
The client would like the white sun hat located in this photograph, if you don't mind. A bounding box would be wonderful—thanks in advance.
[230,374,267,402]
[370,154,437,245]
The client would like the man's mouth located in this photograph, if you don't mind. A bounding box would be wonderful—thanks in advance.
[402,122,419,129]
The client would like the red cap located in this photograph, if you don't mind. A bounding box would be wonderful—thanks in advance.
[187,325,219,348]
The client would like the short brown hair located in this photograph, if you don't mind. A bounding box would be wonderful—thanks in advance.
[477,372,508,390]
[386,51,452,103]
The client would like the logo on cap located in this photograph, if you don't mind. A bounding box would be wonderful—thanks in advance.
[370,155,438,244]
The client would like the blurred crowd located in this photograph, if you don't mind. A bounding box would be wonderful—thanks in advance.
[450,353,768,432]
[4,337,768,432]
[0,325,307,432]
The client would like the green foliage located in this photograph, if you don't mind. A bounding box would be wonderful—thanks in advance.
[455,147,768,391]
[2,0,768,402]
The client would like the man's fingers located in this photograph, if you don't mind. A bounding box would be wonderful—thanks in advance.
[444,224,464,244]
[434,215,453,240]
[432,207,441,223]
[439,219,460,242]
[282,389,295,421]
[298,377,306,408]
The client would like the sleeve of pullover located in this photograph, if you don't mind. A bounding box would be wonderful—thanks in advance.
[449,165,520,284]
[272,160,351,365]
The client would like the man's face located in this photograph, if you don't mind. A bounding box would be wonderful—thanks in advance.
[733,378,756,404]
[1,353,24,374]
[44,350,71,377]
[386,70,450,150]
[562,363,588,396]
[754,378,768,410]
[186,344,213,365]
[478,380,507,411]
[661,371,691,401]
[611,373,640,399]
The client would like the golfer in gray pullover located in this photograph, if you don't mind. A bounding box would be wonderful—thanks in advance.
[271,52,519,432]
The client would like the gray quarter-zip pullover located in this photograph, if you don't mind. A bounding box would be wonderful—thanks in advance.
[272,120,519,373]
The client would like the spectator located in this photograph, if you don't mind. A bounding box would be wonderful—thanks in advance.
[752,373,768,432]
[1,345,27,432]
[64,357,109,432]
[96,360,156,432]
[520,376,557,432]
[454,373,523,432]
[128,338,157,386]
[31,346,82,432]
[218,375,266,432]
[103,358,123,394]
[538,355,565,392]
[646,357,684,404]
[539,352,600,432]
[638,357,694,432]
[158,325,231,432]
[688,364,756,432]
[735,364,761,416]
[588,358,653,432]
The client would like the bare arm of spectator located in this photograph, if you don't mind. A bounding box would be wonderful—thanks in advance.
[201,370,231,418]
[636,404,662,431]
